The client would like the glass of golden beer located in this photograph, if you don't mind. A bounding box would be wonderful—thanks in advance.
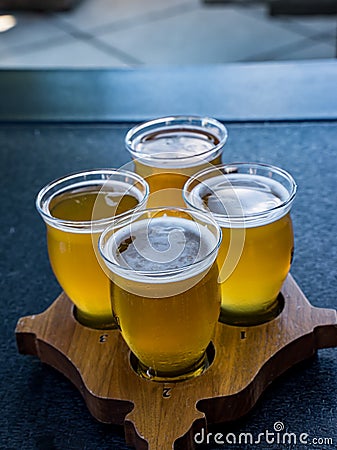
[184,162,297,326]
[36,169,149,329]
[99,207,222,381]
[125,116,228,207]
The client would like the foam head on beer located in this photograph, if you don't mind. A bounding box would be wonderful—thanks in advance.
[99,208,222,380]
[126,116,228,168]
[100,210,220,295]
[125,116,228,207]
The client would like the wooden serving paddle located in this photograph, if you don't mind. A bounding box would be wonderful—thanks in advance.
[16,274,337,450]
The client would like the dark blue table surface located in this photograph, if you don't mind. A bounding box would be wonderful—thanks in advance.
[1,120,336,450]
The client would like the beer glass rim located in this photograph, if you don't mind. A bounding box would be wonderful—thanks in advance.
[99,207,222,279]
[183,162,297,224]
[36,168,149,230]
[125,115,228,163]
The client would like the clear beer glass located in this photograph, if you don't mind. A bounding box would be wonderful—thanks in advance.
[99,207,222,381]
[125,116,228,207]
[36,169,149,329]
[184,163,297,326]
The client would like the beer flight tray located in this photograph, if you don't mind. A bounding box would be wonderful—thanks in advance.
[15,274,337,450]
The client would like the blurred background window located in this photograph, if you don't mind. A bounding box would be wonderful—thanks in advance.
[0,0,336,67]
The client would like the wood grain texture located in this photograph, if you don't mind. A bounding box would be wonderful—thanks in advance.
[15,274,337,450]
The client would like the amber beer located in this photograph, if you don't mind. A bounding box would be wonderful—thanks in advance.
[99,208,221,381]
[36,169,149,329]
[184,163,297,325]
[125,116,228,207]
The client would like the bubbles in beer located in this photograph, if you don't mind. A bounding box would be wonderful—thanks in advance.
[136,128,219,155]
[193,174,290,227]
[132,128,220,168]
[46,180,141,230]
[107,216,217,277]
